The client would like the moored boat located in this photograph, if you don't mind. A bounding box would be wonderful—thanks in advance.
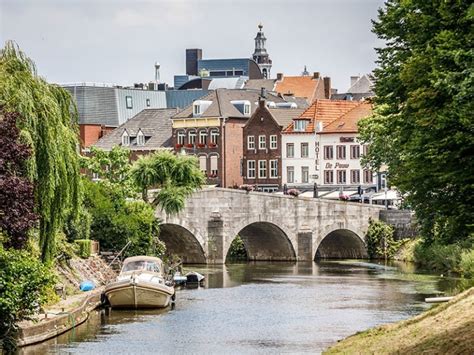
[105,256,175,309]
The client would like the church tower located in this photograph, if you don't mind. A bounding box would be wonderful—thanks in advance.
[252,24,272,79]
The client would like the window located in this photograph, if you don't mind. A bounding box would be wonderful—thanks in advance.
[247,160,256,178]
[92,172,100,181]
[270,135,277,149]
[259,135,266,149]
[336,145,346,159]
[210,129,219,145]
[301,143,309,158]
[286,143,294,158]
[188,131,196,145]
[364,170,373,183]
[199,131,207,145]
[121,131,130,146]
[323,146,333,160]
[324,170,333,184]
[234,70,244,76]
[258,160,267,178]
[210,155,218,176]
[247,135,255,150]
[146,98,151,107]
[351,169,360,184]
[287,166,294,183]
[270,160,278,178]
[294,120,308,131]
[362,145,369,156]
[177,131,185,145]
[125,96,133,109]
[199,156,207,173]
[302,166,309,183]
[337,170,347,184]
[193,103,201,116]
[244,103,251,115]
[137,131,145,146]
[350,145,360,159]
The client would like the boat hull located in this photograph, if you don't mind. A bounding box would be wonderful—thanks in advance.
[105,280,174,309]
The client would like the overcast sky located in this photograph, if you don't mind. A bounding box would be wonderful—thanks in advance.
[0,0,385,91]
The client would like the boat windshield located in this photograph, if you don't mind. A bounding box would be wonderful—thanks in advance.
[122,261,161,273]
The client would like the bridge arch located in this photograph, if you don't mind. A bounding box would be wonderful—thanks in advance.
[226,221,296,262]
[159,223,207,264]
[314,225,367,259]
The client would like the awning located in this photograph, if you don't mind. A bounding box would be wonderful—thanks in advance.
[371,190,401,201]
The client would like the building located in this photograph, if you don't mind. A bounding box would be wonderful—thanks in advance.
[331,74,375,101]
[281,100,375,195]
[252,24,272,78]
[93,108,178,158]
[274,72,331,105]
[242,100,304,192]
[170,89,286,187]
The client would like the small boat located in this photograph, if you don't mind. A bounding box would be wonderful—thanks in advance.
[173,272,188,286]
[186,271,205,284]
[105,256,175,309]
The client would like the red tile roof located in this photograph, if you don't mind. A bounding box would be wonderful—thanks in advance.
[282,100,372,134]
[274,76,326,104]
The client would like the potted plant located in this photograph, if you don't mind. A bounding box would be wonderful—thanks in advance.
[175,143,183,149]
[208,142,217,148]
[185,143,194,148]
[197,143,206,148]
[287,188,300,197]
[339,194,350,201]
[239,184,255,192]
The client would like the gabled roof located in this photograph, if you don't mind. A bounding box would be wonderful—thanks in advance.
[172,89,286,120]
[320,102,372,134]
[282,99,362,134]
[243,79,277,92]
[94,108,178,151]
[268,108,306,128]
[347,74,374,94]
[274,75,327,104]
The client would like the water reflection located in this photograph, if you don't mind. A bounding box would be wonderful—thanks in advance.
[22,260,465,355]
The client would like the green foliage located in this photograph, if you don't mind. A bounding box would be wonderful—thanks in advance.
[0,42,80,263]
[414,241,463,274]
[130,150,205,215]
[227,236,248,261]
[359,1,474,244]
[365,219,402,259]
[75,239,92,259]
[64,206,91,242]
[0,246,56,351]
[459,249,474,279]
[82,178,164,257]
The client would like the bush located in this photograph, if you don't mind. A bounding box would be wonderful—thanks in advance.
[365,219,400,259]
[414,242,463,274]
[227,236,247,261]
[459,249,474,279]
[75,239,92,259]
[0,246,56,351]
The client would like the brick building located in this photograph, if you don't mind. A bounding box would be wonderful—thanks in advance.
[171,89,285,187]
[242,100,304,192]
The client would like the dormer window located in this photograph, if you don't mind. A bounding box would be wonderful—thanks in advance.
[192,100,212,117]
[231,100,251,116]
[136,130,145,146]
[294,120,308,132]
[121,130,130,146]
[193,103,201,116]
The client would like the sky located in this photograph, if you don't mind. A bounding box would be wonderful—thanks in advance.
[0,0,385,92]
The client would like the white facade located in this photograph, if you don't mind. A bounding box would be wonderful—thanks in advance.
[281,131,377,190]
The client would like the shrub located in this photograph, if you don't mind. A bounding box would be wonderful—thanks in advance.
[365,219,400,259]
[0,246,56,351]
[227,236,247,261]
[414,242,463,274]
[75,239,92,259]
[459,249,474,279]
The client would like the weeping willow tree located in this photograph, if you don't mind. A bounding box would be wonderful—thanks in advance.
[0,41,80,263]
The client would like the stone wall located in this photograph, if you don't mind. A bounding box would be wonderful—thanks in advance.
[379,209,418,240]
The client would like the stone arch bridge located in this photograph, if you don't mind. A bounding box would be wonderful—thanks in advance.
[156,188,383,264]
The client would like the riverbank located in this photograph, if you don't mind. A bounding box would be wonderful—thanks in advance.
[324,287,474,354]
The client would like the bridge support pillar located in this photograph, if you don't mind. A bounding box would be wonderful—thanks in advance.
[297,231,313,261]
[207,217,224,264]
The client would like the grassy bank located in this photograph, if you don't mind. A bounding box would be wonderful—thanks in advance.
[324,287,474,354]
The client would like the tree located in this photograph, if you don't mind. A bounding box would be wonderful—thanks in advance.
[359,1,474,244]
[0,111,38,249]
[0,42,80,262]
[130,151,206,214]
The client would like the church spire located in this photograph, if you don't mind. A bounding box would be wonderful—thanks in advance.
[252,23,272,79]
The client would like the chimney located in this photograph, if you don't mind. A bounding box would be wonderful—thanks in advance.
[350,75,360,87]
[323,76,331,99]
[276,73,283,81]
[313,72,320,79]
[260,87,267,99]
[154,62,160,84]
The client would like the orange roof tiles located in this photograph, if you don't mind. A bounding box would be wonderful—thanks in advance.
[274,76,325,103]
[282,99,372,134]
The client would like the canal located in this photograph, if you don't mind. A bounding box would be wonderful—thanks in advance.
[22,260,461,354]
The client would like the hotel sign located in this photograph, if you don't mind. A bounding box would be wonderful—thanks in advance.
[340,137,355,143]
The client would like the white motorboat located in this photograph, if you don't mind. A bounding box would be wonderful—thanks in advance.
[105,256,175,309]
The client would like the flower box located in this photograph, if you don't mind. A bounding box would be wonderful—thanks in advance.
[175,144,183,149]
[208,143,217,148]
[197,143,206,148]
[287,188,300,197]
[185,143,194,148]
[208,173,218,178]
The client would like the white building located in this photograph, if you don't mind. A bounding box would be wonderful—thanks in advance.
[281,100,377,195]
